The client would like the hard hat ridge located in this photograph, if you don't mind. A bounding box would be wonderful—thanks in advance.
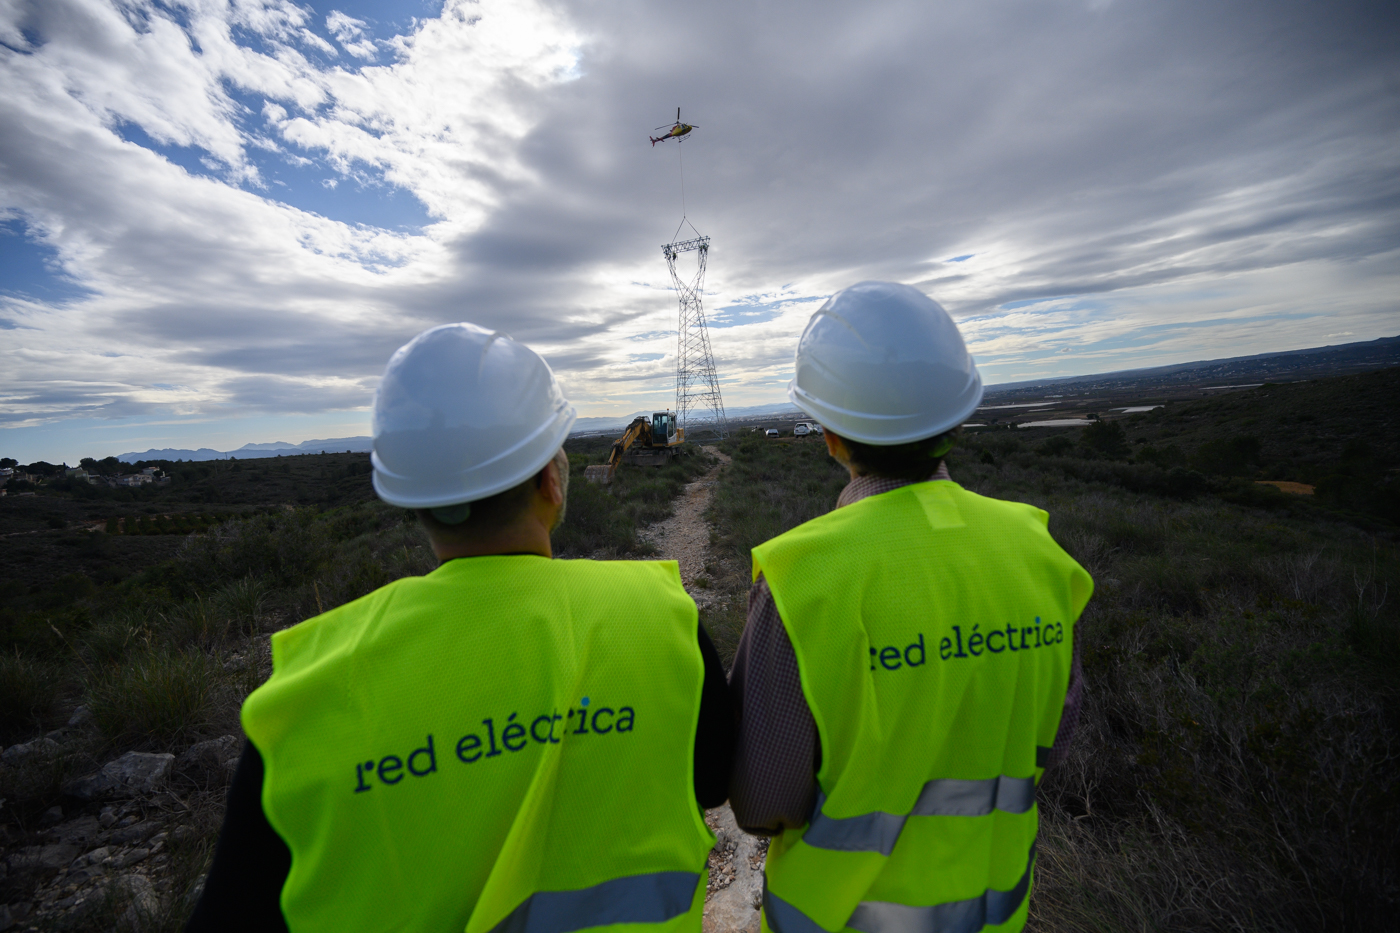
[371,322,577,510]
[788,281,983,445]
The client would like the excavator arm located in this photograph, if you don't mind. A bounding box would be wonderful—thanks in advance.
[584,417,650,484]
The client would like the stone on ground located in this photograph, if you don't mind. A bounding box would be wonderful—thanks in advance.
[63,751,175,800]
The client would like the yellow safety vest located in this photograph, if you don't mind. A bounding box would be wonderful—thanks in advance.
[751,481,1092,933]
[241,555,716,933]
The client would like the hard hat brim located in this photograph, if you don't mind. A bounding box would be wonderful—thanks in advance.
[373,403,577,510]
[788,373,982,445]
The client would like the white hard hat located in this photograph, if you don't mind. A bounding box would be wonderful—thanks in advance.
[372,323,577,509]
[788,281,983,445]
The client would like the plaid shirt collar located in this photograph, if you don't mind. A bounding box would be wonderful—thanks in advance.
[835,461,952,509]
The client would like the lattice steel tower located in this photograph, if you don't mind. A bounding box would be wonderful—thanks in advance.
[664,234,728,438]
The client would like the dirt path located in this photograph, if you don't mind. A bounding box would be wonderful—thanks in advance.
[638,446,765,933]
[639,446,732,599]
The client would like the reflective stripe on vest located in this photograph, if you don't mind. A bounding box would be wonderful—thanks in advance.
[489,871,702,933]
[764,842,1035,933]
[804,774,1037,856]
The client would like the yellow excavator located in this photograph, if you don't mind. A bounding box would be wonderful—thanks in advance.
[583,411,684,484]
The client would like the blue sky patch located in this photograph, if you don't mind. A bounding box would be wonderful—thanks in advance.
[116,115,431,231]
[708,294,822,329]
[947,254,974,262]
[0,218,94,304]
[305,0,444,38]
[1000,295,1078,311]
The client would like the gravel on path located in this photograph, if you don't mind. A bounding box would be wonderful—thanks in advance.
[635,446,766,933]
[638,446,733,602]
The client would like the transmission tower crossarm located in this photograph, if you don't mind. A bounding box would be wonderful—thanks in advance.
[662,236,709,257]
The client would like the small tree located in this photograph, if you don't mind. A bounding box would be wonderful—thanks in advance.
[1191,436,1261,476]
[1080,421,1130,460]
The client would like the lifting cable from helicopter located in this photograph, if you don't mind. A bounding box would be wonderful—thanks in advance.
[650,108,702,240]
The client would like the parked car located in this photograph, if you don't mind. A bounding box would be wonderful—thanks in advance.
[793,423,810,437]
[765,428,780,438]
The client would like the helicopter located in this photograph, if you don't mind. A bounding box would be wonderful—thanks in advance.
[650,108,697,146]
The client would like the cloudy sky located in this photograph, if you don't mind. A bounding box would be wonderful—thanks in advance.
[2,0,1397,463]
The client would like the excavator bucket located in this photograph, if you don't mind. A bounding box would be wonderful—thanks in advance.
[583,464,613,485]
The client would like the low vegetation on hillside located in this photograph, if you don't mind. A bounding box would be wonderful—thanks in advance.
[700,384,1398,930]
[0,442,709,929]
[0,372,1393,930]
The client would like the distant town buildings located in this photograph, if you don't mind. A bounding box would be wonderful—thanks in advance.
[0,464,170,492]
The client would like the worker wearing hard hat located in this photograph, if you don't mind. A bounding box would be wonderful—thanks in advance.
[188,324,732,933]
[729,282,1093,933]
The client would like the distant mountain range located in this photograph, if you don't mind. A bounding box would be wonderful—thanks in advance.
[983,334,1400,397]
[116,335,1398,462]
[115,405,810,462]
[117,436,373,463]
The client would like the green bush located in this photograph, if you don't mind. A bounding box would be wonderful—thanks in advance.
[81,611,146,665]
[551,477,645,557]
[86,648,215,743]
[156,598,216,649]
[708,434,848,563]
[212,576,268,635]
[1192,435,1262,475]
[1080,420,1131,460]
[551,444,714,558]
[0,651,60,741]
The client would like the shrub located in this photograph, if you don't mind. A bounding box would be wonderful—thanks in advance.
[212,576,268,636]
[709,434,848,563]
[1080,420,1131,460]
[1037,436,1075,457]
[81,611,147,665]
[551,477,644,557]
[86,648,215,744]
[552,444,713,558]
[1192,435,1262,475]
[0,651,60,741]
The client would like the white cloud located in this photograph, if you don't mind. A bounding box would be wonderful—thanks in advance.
[1,0,1397,462]
[325,11,376,60]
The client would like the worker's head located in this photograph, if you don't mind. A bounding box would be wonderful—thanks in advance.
[822,430,958,481]
[414,446,570,549]
[788,281,982,479]
[371,323,577,545]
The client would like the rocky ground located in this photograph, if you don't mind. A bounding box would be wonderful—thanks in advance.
[1,720,238,931]
[637,446,768,933]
